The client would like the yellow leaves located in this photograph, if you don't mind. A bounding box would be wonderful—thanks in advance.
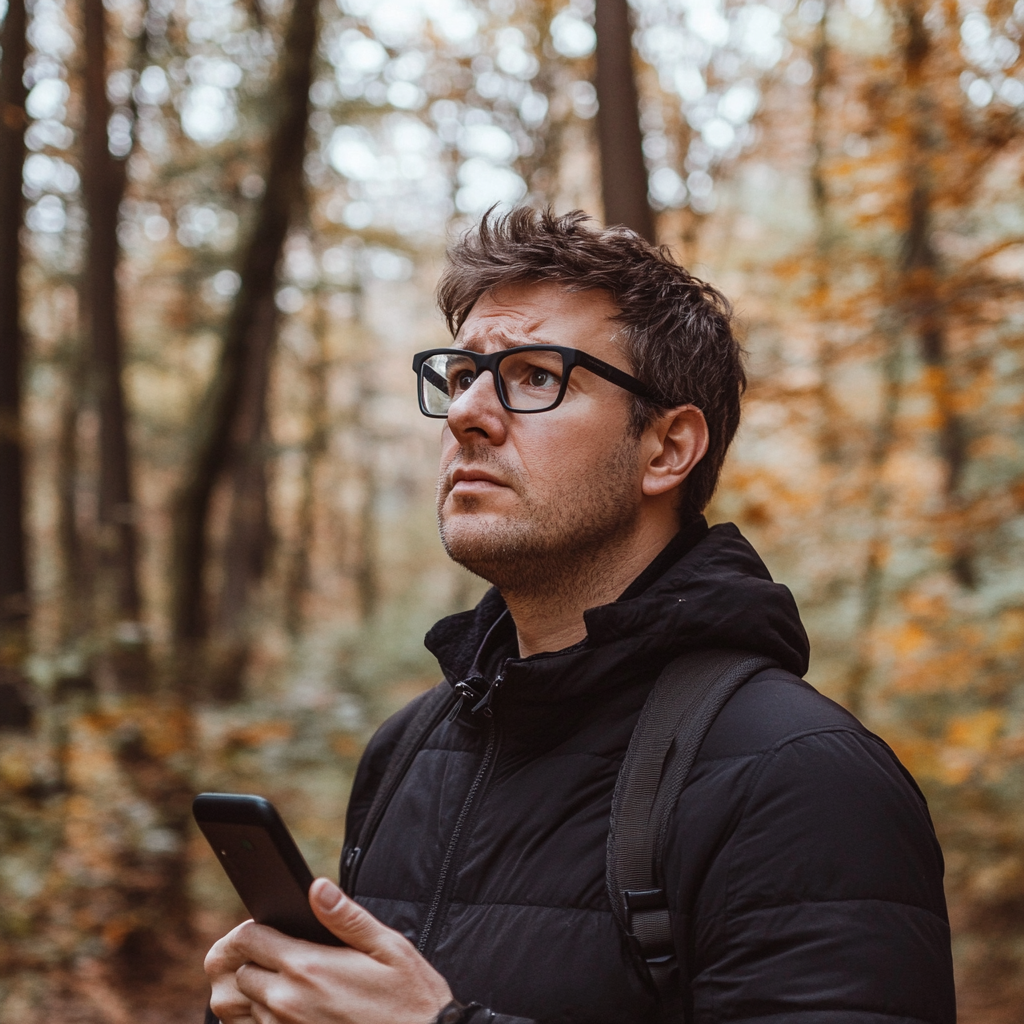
[1,696,199,979]
[884,734,937,780]
[770,256,807,282]
[0,740,37,793]
[887,709,1016,788]
[994,608,1024,655]
[892,620,931,657]
[876,623,989,695]
[937,709,1007,787]
[967,855,1024,903]
[65,716,121,793]
[946,709,1004,752]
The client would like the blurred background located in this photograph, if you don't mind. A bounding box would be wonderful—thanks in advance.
[1,0,1023,1018]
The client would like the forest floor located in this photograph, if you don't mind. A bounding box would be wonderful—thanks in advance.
[4,671,1024,1023]
[1,669,435,1024]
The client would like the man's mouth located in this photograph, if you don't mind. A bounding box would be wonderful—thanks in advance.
[449,467,508,493]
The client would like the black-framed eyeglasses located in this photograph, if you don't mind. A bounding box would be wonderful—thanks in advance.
[412,345,660,418]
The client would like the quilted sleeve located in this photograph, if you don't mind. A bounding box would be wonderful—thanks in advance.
[682,728,956,1024]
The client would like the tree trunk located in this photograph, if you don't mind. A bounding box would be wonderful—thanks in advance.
[0,0,34,730]
[209,294,277,700]
[809,1,844,465]
[82,0,149,690]
[284,298,330,638]
[56,343,93,653]
[169,0,319,686]
[897,0,973,586]
[594,0,655,242]
[354,446,379,622]
[845,327,905,718]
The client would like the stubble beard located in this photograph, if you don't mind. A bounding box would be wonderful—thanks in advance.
[436,433,644,602]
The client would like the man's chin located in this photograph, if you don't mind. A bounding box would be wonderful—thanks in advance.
[438,514,523,581]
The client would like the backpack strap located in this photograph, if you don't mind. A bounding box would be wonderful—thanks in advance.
[607,649,777,1021]
[342,683,454,892]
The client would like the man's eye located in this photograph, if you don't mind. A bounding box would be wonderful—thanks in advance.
[528,369,554,388]
[453,370,476,393]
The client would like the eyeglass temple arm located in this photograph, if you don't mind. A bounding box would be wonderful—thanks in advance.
[421,363,448,392]
[574,351,659,401]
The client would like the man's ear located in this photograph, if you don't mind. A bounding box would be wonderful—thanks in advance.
[641,406,709,497]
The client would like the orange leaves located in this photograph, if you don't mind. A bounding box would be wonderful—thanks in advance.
[0,736,41,793]
[0,693,199,1007]
[945,708,1004,752]
[331,733,362,758]
[222,719,294,751]
[891,620,931,658]
[993,608,1024,655]
[889,709,1013,788]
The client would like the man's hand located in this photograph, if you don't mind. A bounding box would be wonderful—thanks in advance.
[204,877,454,1024]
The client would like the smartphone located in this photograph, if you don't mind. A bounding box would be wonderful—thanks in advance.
[192,792,344,946]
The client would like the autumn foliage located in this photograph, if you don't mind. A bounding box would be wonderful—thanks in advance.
[1,0,1023,1020]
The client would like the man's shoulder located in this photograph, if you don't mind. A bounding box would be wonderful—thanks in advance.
[679,666,947,923]
[698,666,876,763]
[688,666,938,874]
[364,682,449,760]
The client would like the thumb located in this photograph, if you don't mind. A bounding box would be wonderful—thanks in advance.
[309,878,402,959]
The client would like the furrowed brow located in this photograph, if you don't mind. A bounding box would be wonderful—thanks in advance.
[455,315,550,351]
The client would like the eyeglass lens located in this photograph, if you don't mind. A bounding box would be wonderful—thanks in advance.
[420,350,566,414]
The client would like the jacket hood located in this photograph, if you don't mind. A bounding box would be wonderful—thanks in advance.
[424,521,810,704]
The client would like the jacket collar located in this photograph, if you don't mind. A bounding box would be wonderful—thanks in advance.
[424,520,810,709]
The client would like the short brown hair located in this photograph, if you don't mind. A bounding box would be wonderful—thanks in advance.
[436,207,745,520]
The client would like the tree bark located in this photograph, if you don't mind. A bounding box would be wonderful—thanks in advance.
[169,0,319,681]
[0,0,34,730]
[594,0,655,242]
[897,0,973,586]
[354,446,379,622]
[845,326,904,718]
[209,294,277,700]
[56,343,93,652]
[82,0,149,689]
[809,1,843,464]
[284,298,330,638]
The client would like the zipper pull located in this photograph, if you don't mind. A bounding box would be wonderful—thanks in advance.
[471,676,502,717]
[342,845,362,887]
[449,678,485,721]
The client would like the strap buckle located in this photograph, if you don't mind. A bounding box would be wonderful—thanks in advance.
[622,888,675,963]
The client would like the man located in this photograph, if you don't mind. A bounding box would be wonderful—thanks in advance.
[206,208,956,1024]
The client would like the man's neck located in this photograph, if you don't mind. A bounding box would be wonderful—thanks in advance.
[503,519,680,658]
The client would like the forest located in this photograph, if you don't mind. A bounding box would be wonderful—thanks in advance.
[1,0,1023,1019]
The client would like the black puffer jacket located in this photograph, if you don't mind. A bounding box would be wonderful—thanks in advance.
[343,521,956,1024]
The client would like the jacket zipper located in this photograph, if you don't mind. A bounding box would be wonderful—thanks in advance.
[417,679,502,957]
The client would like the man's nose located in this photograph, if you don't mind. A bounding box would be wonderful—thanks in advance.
[446,369,508,439]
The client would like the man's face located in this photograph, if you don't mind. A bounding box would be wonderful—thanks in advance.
[435,281,647,595]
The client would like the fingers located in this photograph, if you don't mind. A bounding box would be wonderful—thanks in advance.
[308,878,410,962]
[209,963,257,1024]
[209,920,300,976]
[205,919,256,976]
[233,962,277,1011]
[236,961,315,1024]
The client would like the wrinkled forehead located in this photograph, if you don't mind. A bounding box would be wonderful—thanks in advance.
[454,281,622,354]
